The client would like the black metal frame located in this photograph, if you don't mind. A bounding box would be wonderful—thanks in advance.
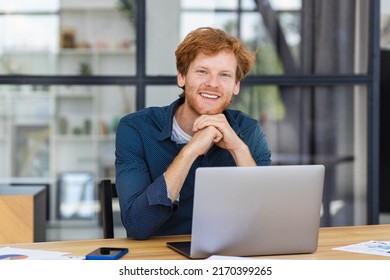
[0,0,381,224]
[367,0,381,224]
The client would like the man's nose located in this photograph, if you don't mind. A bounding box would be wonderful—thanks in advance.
[205,74,219,88]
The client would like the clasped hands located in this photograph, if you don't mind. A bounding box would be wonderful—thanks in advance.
[188,114,242,157]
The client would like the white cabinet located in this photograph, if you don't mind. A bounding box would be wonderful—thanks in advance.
[53,89,97,176]
[0,84,135,221]
[0,88,52,179]
[58,0,135,76]
[52,85,136,181]
[0,86,123,180]
[52,2,136,184]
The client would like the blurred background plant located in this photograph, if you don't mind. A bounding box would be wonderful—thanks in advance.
[117,0,136,26]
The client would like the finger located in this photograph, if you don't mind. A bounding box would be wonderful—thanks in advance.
[192,115,208,132]
[213,129,223,143]
[193,114,224,132]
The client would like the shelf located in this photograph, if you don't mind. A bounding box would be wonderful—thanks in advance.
[55,134,116,142]
[55,135,94,142]
[55,91,94,98]
[12,118,51,126]
[58,49,93,56]
[98,134,116,141]
[58,48,134,56]
[1,51,57,56]
[60,0,118,11]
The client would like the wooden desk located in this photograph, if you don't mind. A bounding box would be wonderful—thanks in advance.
[2,225,390,259]
[0,186,46,244]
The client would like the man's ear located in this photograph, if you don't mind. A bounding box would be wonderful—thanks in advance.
[177,71,185,88]
[233,81,241,96]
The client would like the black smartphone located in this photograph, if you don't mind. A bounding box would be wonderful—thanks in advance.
[85,247,128,260]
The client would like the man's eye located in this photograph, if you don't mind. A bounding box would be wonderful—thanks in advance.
[197,70,207,74]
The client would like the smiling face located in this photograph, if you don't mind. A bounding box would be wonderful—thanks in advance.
[177,51,240,119]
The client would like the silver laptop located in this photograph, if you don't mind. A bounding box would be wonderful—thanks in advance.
[167,165,325,259]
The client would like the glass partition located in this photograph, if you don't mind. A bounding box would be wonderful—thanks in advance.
[231,85,367,226]
[146,0,368,75]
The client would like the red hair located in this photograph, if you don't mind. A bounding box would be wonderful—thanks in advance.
[175,27,256,83]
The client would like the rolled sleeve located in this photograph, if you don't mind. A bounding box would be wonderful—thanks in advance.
[147,174,173,207]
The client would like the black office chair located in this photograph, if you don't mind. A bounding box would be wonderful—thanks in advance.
[99,179,118,239]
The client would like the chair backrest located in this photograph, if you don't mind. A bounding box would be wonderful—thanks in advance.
[99,179,118,239]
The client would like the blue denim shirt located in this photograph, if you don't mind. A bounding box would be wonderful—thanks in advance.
[115,97,271,239]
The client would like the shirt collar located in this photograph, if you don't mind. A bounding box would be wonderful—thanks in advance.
[223,110,243,137]
[158,97,184,141]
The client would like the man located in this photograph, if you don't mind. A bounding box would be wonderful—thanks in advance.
[115,27,271,240]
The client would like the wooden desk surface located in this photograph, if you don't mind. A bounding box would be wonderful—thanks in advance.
[2,225,390,260]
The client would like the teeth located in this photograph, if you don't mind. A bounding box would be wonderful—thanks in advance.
[201,93,218,99]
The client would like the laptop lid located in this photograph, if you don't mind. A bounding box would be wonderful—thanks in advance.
[167,165,325,259]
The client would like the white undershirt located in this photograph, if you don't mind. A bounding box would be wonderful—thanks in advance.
[171,116,192,144]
